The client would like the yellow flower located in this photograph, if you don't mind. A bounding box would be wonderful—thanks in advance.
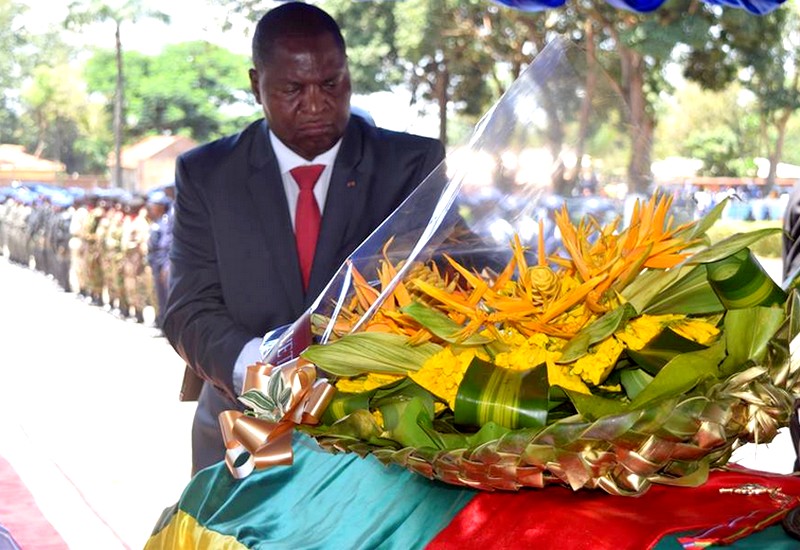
[671,318,720,345]
[496,327,529,347]
[495,332,553,371]
[372,409,384,429]
[569,336,624,386]
[614,314,683,350]
[335,372,404,394]
[546,355,591,394]
[411,347,475,409]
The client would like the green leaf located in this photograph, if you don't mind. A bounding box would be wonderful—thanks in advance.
[237,372,292,422]
[719,306,786,377]
[464,422,512,446]
[641,264,724,315]
[454,358,549,430]
[786,291,800,346]
[629,342,725,409]
[322,391,372,424]
[766,291,800,374]
[626,327,708,375]
[675,197,728,241]
[686,228,781,265]
[562,389,629,421]
[614,241,653,292]
[302,332,442,377]
[621,266,688,314]
[312,409,384,441]
[401,301,491,344]
[706,249,786,309]
[372,378,437,415]
[379,395,440,449]
[620,369,654,400]
[558,303,637,363]
[652,460,710,488]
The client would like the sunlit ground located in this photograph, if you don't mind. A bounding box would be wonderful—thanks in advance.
[0,257,195,549]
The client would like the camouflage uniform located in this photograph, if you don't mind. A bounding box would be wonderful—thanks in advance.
[69,204,89,295]
[102,207,128,315]
[82,205,106,305]
[10,202,32,265]
[123,206,155,323]
[51,205,73,291]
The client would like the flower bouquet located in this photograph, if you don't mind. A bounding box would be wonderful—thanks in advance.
[223,37,800,495]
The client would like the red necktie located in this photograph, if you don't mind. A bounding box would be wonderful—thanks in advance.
[291,164,325,291]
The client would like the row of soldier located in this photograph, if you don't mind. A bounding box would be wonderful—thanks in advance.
[0,186,174,327]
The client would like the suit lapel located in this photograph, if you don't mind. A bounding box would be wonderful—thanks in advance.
[245,121,305,314]
[307,119,373,302]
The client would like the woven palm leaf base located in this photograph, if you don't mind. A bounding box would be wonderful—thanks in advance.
[309,364,798,495]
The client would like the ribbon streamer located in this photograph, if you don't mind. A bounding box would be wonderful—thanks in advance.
[219,360,335,479]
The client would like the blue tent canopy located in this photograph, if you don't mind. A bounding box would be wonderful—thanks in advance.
[494,0,783,15]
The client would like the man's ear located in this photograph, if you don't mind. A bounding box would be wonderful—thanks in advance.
[249,68,262,105]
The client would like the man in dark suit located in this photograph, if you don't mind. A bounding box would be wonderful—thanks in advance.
[163,2,445,474]
[783,182,800,284]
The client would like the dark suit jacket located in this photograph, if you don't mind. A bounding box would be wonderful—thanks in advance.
[784,183,800,283]
[164,115,445,402]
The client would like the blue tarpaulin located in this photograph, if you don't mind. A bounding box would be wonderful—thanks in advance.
[493,0,783,15]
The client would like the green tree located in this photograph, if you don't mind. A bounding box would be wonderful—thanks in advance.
[65,0,170,190]
[214,0,511,145]
[21,64,84,164]
[84,42,256,143]
[778,114,800,166]
[734,7,800,189]
[0,0,30,143]
[567,0,721,193]
[393,0,537,145]
[655,82,759,177]
[19,62,111,174]
[673,5,794,186]
[321,0,405,94]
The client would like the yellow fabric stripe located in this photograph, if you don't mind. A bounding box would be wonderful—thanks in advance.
[144,509,248,550]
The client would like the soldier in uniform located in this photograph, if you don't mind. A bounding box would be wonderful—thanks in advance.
[82,198,106,305]
[27,196,47,271]
[146,190,173,328]
[69,195,91,296]
[13,197,33,266]
[50,195,74,291]
[101,199,128,315]
[122,196,154,323]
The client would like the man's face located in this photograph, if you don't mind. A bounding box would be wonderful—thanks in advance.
[250,32,351,160]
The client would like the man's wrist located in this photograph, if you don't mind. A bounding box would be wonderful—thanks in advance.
[232,337,263,395]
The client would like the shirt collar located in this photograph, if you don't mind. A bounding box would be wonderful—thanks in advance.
[269,130,342,174]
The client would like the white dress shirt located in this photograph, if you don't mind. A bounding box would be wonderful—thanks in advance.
[232,132,343,395]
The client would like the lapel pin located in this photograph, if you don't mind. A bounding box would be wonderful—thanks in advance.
[346,180,356,188]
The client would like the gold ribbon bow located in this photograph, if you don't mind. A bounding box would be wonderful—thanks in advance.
[218,360,335,479]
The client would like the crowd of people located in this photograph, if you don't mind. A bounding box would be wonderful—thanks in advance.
[0,184,174,328]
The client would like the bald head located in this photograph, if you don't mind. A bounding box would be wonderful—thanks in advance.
[252,2,346,70]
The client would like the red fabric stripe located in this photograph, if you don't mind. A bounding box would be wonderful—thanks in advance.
[427,467,800,550]
[0,455,68,550]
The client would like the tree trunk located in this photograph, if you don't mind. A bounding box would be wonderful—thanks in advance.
[114,20,124,190]
[622,48,653,194]
[766,110,791,192]
[539,81,566,195]
[437,61,449,146]
[573,21,596,193]
[34,113,46,157]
